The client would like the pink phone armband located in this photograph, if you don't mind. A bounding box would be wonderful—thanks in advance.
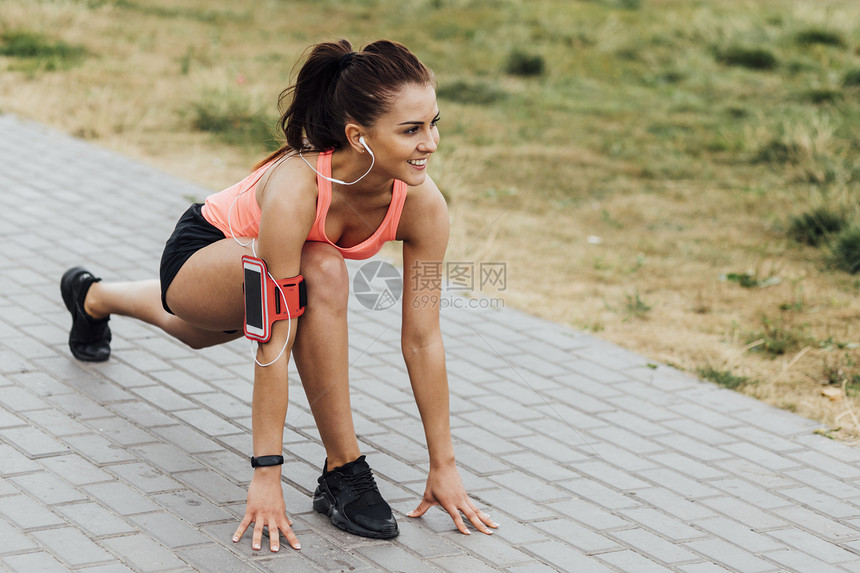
[242,255,306,342]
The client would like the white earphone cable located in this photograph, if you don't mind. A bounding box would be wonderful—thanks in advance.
[227,156,292,368]
[298,139,375,186]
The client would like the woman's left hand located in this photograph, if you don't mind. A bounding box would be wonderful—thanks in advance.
[407,463,499,534]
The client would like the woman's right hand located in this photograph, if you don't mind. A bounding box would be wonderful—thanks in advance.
[232,467,301,552]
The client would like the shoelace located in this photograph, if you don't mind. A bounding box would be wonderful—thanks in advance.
[345,466,379,496]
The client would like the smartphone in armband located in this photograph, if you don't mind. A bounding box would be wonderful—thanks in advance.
[243,256,269,342]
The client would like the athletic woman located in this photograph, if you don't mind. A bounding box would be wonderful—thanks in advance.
[60,39,498,552]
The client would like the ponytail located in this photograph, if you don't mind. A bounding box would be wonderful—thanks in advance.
[255,39,435,169]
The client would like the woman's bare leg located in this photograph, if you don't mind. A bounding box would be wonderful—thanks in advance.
[81,236,252,349]
[291,242,361,470]
[84,279,241,349]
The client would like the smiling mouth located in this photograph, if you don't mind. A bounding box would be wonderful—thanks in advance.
[407,158,428,166]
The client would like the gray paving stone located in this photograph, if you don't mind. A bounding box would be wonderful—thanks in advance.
[501,452,579,483]
[174,469,247,505]
[684,538,775,573]
[546,498,631,531]
[773,506,860,542]
[474,488,559,522]
[511,434,591,465]
[11,371,72,398]
[150,490,234,525]
[107,461,185,494]
[128,511,211,549]
[62,433,137,464]
[29,526,115,567]
[523,540,614,573]
[597,549,675,573]
[585,442,659,473]
[505,562,559,573]
[597,409,668,437]
[433,553,501,573]
[9,470,86,505]
[54,501,137,537]
[109,400,178,428]
[177,544,266,572]
[763,548,847,573]
[533,518,620,553]
[149,369,215,394]
[394,518,461,558]
[25,407,91,436]
[100,533,190,572]
[637,467,719,499]
[785,467,860,499]
[2,551,70,573]
[766,527,859,564]
[0,426,69,458]
[128,442,208,474]
[698,497,787,530]
[632,488,716,521]
[0,516,39,554]
[558,478,638,510]
[87,416,159,447]
[779,486,860,519]
[0,494,66,529]
[0,385,51,411]
[0,444,41,477]
[611,527,702,564]
[39,453,114,486]
[490,472,569,504]
[82,481,161,515]
[708,478,792,510]
[713,458,799,490]
[357,544,441,573]
[619,507,702,541]
[677,562,737,572]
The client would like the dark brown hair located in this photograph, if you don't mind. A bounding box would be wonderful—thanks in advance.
[256,39,435,168]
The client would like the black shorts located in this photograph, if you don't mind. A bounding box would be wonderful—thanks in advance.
[159,203,227,315]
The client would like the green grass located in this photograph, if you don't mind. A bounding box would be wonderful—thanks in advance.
[189,90,280,151]
[436,79,508,105]
[0,31,87,72]
[747,316,813,357]
[794,29,846,48]
[717,46,778,70]
[831,227,860,274]
[788,206,848,247]
[697,367,752,390]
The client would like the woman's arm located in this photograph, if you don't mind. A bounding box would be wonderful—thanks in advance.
[398,180,498,535]
[232,160,317,552]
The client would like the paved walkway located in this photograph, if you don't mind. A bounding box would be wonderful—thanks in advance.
[2,113,860,573]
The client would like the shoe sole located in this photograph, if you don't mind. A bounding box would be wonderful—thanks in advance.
[313,489,399,539]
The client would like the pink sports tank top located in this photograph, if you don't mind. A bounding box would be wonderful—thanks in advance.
[201,151,407,260]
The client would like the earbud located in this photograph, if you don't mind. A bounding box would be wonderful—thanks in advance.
[298,137,375,186]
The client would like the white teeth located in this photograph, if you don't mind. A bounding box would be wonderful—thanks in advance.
[408,159,427,166]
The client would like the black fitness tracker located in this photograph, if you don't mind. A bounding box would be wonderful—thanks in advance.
[250,455,284,468]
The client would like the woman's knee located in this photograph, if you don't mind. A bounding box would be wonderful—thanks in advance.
[301,243,348,308]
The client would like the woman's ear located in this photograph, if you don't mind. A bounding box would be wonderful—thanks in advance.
[343,123,366,153]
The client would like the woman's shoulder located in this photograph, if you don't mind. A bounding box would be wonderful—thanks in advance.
[256,153,319,211]
[397,175,448,243]
[403,175,446,211]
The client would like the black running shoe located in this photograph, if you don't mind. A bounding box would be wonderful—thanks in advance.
[60,266,111,362]
[313,455,399,539]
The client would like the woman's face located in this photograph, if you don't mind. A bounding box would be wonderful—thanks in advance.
[364,83,440,187]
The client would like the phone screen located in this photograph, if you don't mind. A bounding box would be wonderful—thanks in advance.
[244,266,264,329]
